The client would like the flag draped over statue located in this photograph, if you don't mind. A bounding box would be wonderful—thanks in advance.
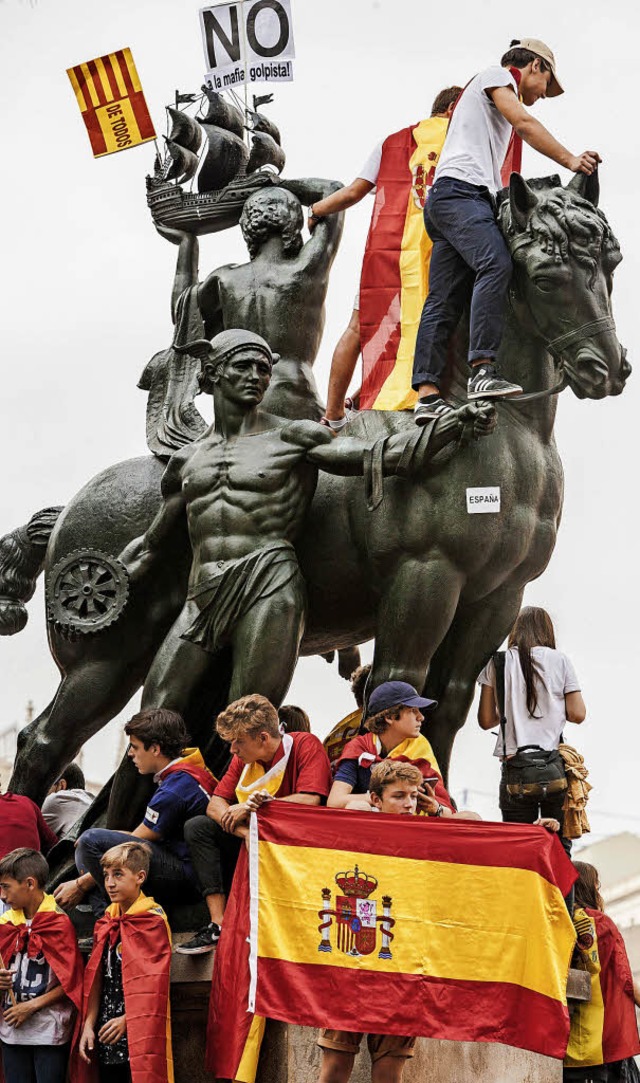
[207,805,577,1078]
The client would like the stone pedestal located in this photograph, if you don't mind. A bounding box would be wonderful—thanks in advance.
[169,944,590,1083]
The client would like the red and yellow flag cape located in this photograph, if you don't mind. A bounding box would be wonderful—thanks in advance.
[359,117,448,412]
[565,907,640,1068]
[0,895,87,1083]
[207,805,577,1077]
[83,893,173,1083]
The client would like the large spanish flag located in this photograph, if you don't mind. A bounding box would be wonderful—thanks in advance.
[67,48,156,157]
[207,805,577,1077]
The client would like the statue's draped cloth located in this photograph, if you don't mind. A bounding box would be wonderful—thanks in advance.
[181,541,305,653]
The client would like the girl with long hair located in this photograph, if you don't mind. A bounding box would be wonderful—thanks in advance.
[564,862,640,1082]
[477,606,586,848]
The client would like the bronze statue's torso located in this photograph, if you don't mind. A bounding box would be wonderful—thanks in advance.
[180,422,317,588]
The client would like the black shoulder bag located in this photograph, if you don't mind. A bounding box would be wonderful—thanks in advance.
[493,650,566,797]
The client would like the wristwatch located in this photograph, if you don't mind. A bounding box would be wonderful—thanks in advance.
[434,803,444,817]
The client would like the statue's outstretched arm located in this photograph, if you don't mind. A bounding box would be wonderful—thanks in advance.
[155,223,200,324]
[281,404,497,476]
[119,450,188,580]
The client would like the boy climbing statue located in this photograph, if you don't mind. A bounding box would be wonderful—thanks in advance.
[412,38,601,423]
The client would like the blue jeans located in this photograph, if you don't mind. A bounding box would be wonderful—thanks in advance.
[76,828,195,917]
[412,176,513,390]
[1,1042,69,1083]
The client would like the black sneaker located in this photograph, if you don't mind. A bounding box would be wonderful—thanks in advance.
[413,397,456,426]
[175,922,221,955]
[467,364,523,400]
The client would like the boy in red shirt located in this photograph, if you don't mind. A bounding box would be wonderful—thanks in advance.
[177,693,331,954]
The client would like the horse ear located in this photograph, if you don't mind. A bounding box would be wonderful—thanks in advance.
[566,169,600,207]
[509,173,538,231]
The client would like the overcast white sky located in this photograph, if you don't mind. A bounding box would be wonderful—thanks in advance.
[0,0,637,841]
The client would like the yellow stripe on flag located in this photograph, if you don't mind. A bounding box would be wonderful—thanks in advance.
[94,56,115,103]
[372,116,448,411]
[108,52,128,97]
[66,67,87,113]
[80,63,100,108]
[256,841,575,1004]
[122,48,142,93]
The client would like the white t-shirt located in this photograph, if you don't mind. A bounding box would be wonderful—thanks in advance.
[41,788,93,837]
[0,919,75,1045]
[435,66,517,192]
[478,646,581,758]
[357,141,383,186]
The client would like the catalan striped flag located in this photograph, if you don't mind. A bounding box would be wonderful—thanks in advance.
[67,48,156,157]
[207,805,578,1079]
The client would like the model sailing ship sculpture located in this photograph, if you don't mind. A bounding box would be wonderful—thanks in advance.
[146,86,286,235]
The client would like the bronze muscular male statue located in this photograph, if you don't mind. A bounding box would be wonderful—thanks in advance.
[123,328,494,718]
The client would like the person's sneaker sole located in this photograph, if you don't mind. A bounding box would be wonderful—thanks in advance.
[467,386,522,400]
[174,941,218,955]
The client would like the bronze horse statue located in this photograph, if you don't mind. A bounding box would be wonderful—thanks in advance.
[3,171,628,811]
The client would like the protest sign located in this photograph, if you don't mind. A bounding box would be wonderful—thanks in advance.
[200,0,295,90]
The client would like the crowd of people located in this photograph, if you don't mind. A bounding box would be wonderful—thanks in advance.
[0,32,632,1083]
[0,604,638,1082]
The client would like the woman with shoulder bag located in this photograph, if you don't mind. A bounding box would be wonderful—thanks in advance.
[477,606,586,854]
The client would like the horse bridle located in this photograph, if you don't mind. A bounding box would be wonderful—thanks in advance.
[506,306,618,407]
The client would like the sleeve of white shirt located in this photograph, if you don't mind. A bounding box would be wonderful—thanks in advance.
[477,657,495,687]
[562,654,582,694]
[357,140,383,186]
[477,66,517,96]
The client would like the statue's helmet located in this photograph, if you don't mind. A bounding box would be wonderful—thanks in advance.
[181,329,279,393]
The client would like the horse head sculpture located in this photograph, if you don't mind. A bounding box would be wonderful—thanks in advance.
[500,171,630,400]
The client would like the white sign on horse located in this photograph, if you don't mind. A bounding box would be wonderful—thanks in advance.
[466,487,501,514]
[200,0,295,90]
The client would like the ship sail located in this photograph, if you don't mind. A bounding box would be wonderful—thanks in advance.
[166,106,202,155]
[247,131,285,175]
[200,86,245,138]
[197,122,250,193]
[165,139,200,184]
[247,109,281,145]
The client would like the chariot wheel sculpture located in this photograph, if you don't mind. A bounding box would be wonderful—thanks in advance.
[46,549,129,636]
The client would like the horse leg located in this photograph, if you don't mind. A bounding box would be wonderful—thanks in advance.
[9,657,145,803]
[107,603,230,829]
[424,584,525,784]
[371,557,464,692]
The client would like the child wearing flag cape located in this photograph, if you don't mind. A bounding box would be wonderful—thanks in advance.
[328,680,459,816]
[80,841,173,1083]
[0,847,85,1083]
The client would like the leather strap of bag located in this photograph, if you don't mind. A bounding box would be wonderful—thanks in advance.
[493,650,507,759]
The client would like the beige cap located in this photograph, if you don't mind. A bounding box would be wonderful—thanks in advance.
[513,38,564,97]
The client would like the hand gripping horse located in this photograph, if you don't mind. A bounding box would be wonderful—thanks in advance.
[2,171,629,813]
